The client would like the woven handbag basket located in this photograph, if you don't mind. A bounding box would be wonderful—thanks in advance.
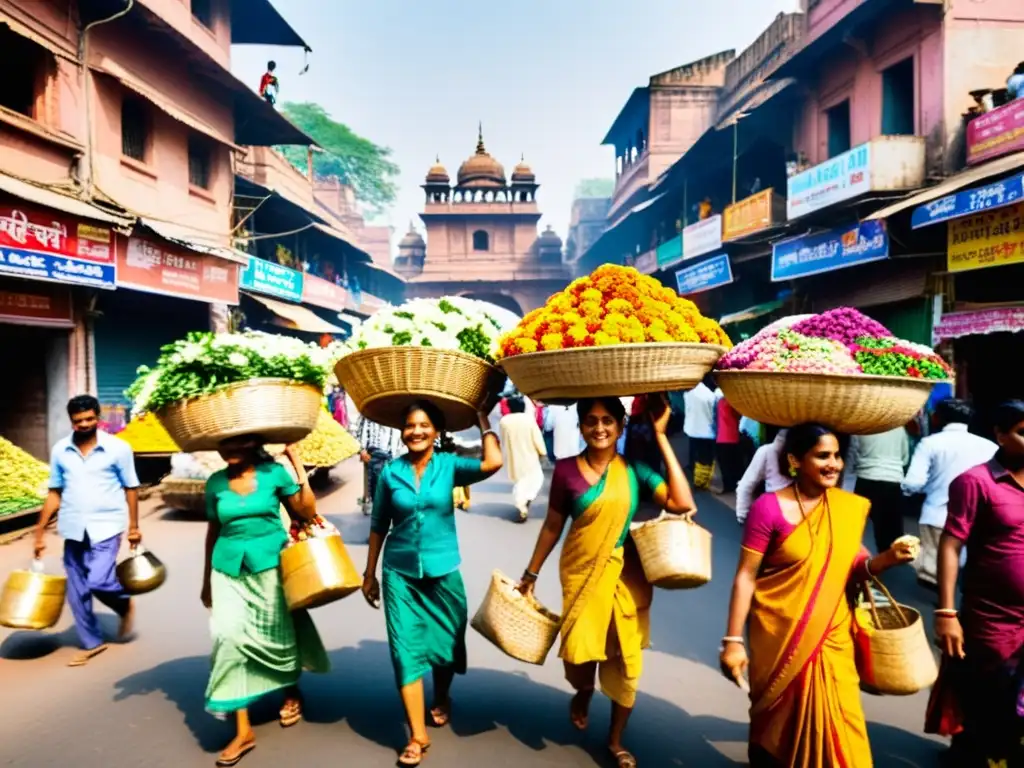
[471,570,561,666]
[156,379,322,453]
[630,512,712,589]
[715,370,938,435]
[159,478,207,515]
[335,347,505,431]
[855,578,938,696]
[499,343,726,402]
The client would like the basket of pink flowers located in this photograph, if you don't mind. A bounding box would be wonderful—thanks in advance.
[714,308,953,435]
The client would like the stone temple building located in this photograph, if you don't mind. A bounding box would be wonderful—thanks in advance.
[393,127,571,316]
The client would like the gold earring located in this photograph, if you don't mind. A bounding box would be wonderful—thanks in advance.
[789,465,798,478]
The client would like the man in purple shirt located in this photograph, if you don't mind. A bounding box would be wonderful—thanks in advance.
[936,399,1024,767]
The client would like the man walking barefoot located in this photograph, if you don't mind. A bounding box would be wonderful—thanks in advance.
[33,395,142,666]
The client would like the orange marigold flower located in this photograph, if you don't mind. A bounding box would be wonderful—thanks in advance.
[566,324,589,344]
[579,300,603,319]
[605,298,634,315]
[593,331,620,346]
[580,288,603,303]
[540,332,564,351]
[514,337,539,354]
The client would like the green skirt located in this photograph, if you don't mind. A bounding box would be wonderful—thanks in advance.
[205,567,329,716]
[382,568,467,687]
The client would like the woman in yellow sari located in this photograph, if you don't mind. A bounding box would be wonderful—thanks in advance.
[518,395,695,768]
[720,423,916,768]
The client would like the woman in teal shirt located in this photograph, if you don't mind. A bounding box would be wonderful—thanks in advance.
[202,439,329,767]
[362,400,503,766]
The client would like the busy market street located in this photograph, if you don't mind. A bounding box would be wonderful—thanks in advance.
[1,457,945,767]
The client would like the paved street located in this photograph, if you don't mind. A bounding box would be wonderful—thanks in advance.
[1,458,945,767]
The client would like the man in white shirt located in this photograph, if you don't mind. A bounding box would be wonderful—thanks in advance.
[847,427,910,553]
[548,404,582,460]
[735,428,790,524]
[683,376,718,490]
[902,399,997,585]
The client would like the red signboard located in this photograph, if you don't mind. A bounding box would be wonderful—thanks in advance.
[0,199,115,263]
[301,273,346,312]
[116,236,240,304]
[0,278,73,327]
[967,100,1024,166]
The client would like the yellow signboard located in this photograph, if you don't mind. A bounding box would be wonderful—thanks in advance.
[948,201,1024,272]
[723,188,775,241]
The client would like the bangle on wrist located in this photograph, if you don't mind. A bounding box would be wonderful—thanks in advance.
[523,569,539,581]
[935,608,958,617]
[722,636,744,645]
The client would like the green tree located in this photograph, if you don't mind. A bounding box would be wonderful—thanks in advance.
[278,102,399,214]
[573,178,614,199]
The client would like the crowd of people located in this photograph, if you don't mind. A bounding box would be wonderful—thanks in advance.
[24,382,1024,767]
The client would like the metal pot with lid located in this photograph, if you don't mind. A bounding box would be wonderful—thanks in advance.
[116,546,167,595]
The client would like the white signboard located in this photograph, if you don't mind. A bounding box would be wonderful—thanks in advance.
[787,143,871,220]
[634,250,657,274]
[682,215,723,261]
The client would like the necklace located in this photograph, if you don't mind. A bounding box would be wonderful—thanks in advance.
[583,451,611,476]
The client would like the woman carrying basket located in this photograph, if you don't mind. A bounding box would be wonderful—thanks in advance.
[517,395,695,768]
[362,400,502,766]
[201,437,330,767]
[720,423,916,767]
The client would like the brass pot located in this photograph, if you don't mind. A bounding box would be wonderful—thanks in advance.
[0,567,66,630]
[280,536,360,611]
[116,547,167,595]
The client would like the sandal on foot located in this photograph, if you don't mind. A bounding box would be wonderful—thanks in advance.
[68,645,108,667]
[570,688,594,731]
[215,742,255,767]
[429,700,450,728]
[611,750,637,768]
[279,697,303,728]
[397,739,430,766]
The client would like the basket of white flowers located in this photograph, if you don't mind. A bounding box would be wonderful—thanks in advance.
[128,332,338,452]
[335,297,508,431]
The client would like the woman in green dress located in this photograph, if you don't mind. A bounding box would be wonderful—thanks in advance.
[362,400,503,766]
[202,438,329,767]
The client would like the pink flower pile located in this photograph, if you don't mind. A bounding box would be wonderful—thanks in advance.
[716,307,952,379]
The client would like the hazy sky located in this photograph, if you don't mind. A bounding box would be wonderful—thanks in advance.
[232,0,797,251]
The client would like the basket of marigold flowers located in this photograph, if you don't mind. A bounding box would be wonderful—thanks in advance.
[497,264,730,401]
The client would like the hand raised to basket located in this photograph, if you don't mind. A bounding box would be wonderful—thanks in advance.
[647,393,672,435]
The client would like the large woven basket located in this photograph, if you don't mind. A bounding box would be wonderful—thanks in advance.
[630,512,712,589]
[715,370,938,435]
[159,478,207,515]
[471,570,561,665]
[156,379,322,452]
[500,343,726,401]
[280,535,362,611]
[854,578,938,696]
[335,347,505,431]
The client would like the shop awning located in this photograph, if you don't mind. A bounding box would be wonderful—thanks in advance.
[719,299,786,326]
[140,219,249,265]
[246,293,344,334]
[311,221,359,247]
[715,78,796,131]
[230,0,311,50]
[90,58,243,151]
[357,260,405,281]
[0,171,132,227]
[866,150,1024,222]
[934,305,1024,341]
[0,12,78,62]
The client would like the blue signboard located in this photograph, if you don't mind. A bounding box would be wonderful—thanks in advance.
[911,173,1024,229]
[771,220,888,282]
[675,253,733,295]
[0,247,116,289]
[239,257,304,302]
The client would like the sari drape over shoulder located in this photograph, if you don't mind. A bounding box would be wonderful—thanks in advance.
[558,456,662,708]
[747,488,873,768]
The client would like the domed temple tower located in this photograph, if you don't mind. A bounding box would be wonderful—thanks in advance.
[403,126,570,316]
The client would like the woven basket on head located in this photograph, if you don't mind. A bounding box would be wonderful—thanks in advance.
[854,578,938,696]
[499,343,726,402]
[630,512,712,589]
[335,347,505,431]
[715,370,938,435]
[156,379,322,453]
[471,570,561,666]
[159,478,207,515]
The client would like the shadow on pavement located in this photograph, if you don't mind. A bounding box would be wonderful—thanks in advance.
[112,638,749,764]
[1,615,121,661]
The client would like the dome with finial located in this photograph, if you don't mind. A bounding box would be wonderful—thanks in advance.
[538,224,562,248]
[425,156,449,185]
[457,123,506,189]
[398,222,426,251]
[511,154,535,184]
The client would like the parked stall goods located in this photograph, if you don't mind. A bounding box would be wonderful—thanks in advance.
[0,436,49,517]
[498,264,730,400]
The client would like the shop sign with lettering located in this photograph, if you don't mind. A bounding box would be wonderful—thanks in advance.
[771,220,888,281]
[117,236,239,304]
[239,257,304,302]
[947,200,1024,273]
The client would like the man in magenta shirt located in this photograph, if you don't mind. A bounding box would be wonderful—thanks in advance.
[714,388,743,494]
[936,399,1024,766]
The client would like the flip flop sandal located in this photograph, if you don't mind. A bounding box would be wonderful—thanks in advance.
[429,701,451,728]
[68,645,108,667]
[215,742,255,767]
[397,740,430,766]
[279,698,302,728]
[612,750,637,768]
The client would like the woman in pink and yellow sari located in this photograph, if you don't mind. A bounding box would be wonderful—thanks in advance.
[720,423,915,768]
[518,396,695,768]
